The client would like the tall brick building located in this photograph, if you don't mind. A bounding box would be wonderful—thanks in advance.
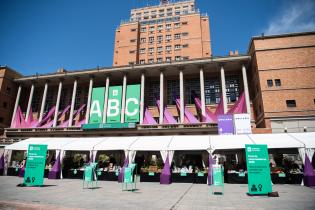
[113,0,211,66]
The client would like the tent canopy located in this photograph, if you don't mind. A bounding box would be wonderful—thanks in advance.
[5,138,50,150]
[289,133,315,149]
[129,136,173,151]
[210,135,254,150]
[61,137,105,151]
[168,135,210,151]
[93,137,138,151]
[248,133,304,149]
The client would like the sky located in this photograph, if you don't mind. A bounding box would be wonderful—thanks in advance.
[0,0,314,76]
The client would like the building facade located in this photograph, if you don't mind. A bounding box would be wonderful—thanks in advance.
[113,0,211,66]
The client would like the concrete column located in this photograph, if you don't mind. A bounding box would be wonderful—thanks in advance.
[85,77,94,124]
[53,80,63,127]
[68,79,78,127]
[102,76,110,123]
[242,64,251,115]
[25,83,35,120]
[39,82,48,122]
[179,70,184,123]
[11,84,22,126]
[159,71,164,124]
[140,72,145,124]
[220,66,228,114]
[199,67,206,117]
[120,74,127,123]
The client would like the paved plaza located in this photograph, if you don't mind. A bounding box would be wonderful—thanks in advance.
[0,176,315,210]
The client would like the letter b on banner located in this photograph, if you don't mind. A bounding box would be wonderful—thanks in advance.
[89,87,105,123]
[106,86,122,123]
[125,84,140,122]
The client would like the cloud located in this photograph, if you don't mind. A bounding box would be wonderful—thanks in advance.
[264,0,315,35]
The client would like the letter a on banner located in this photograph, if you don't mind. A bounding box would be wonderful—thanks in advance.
[89,87,105,123]
[107,86,122,123]
[125,84,140,122]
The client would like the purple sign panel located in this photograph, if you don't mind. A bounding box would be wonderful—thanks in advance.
[218,114,234,135]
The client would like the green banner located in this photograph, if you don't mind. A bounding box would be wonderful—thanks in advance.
[106,86,122,123]
[82,122,136,130]
[124,167,133,183]
[125,84,140,122]
[245,144,272,195]
[24,144,47,186]
[84,166,93,182]
[212,165,224,186]
[89,87,105,124]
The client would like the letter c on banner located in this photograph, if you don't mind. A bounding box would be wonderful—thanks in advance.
[107,99,120,117]
[125,98,139,116]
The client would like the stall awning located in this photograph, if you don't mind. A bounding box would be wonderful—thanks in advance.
[93,137,138,151]
[289,133,315,149]
[210,135,254,150]
[248,133,305,149]
[129,136,173,151]
[60,137,106,151]
[168,135,210,151]
[5,138,50,150]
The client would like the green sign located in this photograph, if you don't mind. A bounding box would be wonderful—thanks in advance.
[89,87,105,124]
[197,172,204,177]
[212,165,224,186]
[148,172,155,176]
[107,86,122,123]
[124,167,133,183]
[239,172,246,177]
[180,172,187,176]
[245,144,272,195]
[24,144,47,186]
[84,166,93,182]
[82,122,136,130]
[278,173,286,177]
[125,84,140,123]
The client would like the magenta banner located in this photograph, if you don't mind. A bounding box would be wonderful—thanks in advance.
[218,114,234,135]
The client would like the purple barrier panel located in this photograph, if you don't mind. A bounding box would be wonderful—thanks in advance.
[218,114,234,135]
[304,155,315,187]
[160,155,171,184]
[18,167,25,178]
[118,156,129,183]
[143,108,158,125]
[227,92,246,114]
[48,153,61,179]
[175,99,199,123]
[0,154,4,170]
[208,155,216,185]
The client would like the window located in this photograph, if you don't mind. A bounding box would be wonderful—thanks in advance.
[45,89,54,112]
[149,48,154,53]
[182,44,189,48]
[140,38,146,43]
[159,9,164,13]
[174,33,181,39]
[149,26,155,32]
[129,61,135,65]
[3,102,7,109]
[175,44,181,50]
[140,48,146,54]
[174,23,180,28]
[314,99,315,104]
[149,37,154,42]
[286,100,296,107]
[5,87,11,95]
[166,45,172,51]
[205,79,221,104]
[159,13,165,17]
[59,89,67,110]
[157,47,163,52]
[131,28,137,32]
[147,81,160,106]
[175,56,181,61]
[130,39,136,43]
[166,57,171,62]
[148,59,154,64]
[182,32,188,36]
[182,21,188,25]
[185,78,200,104]
[157,58,163,63]
[182,56,189,60]
[129,50,135,54]
[175,11,180,15]
[267,79,273,87]
[275,79,281,86]
[226,76,240,103]
[157,35,163,41]
[166,35,171,40]
[157,25,163,30]
[74,88,81,110]
[166,24,171,29]
[167,8,172,12]
[141,27,146,32]
[167,12,172,16]
[140,60,145,64]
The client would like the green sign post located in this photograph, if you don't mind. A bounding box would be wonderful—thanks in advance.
[107,86,122,123]
[23,144,47,186]
[245,144,272,195]
[125,84,140,122]
[210,164,224,194]
[89,87,105,123]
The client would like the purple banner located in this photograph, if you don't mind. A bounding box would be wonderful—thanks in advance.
[218,114,234,135]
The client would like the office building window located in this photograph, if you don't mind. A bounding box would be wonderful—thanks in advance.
[166,45,172,51]
[182,56,189,60]
[174,34,181,39]
[182,21,188,25]
[157,35,163,41]
[226,76,240,103]
[157,58,163,63]
[31,90,40,112]
[175,56,181,61]
[185,78,200,104]
[166,24,171,29]
[148,48,154,53]
[166,35,171,40]
[286,100,296,107]
[182,32,188,36]
[129,50,135,54]
[157,47,163,52]
[275,79,281,86]
[140,60,145,64]
[130,39,136,43]
[149,37,154,42]
[205,79,221,104]
[140,38,146,43]
[166,57,171,62]
[149,26,155,32]
[182,44,189,48]
[175,44,181,50]
[74,87,82,110]
[147,81,160,106]
[174,22,180,28]
[5,87,11,95]
[267,79,273,87]
[157,25,163,30]
[148,59,154,64]
[45,90,54,112]
[167,80,180,105]
[140,48,146,54]
[131,28,137,32]
[59,89,68,110]
[141,27,146,32]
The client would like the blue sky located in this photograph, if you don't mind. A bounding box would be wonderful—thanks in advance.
[0,0,314,76]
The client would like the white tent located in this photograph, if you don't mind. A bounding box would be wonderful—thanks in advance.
[93,137,138,151]
[210,134,254,150]
[61,137,106,151]
[168,135,210,151]
[42,138,77,150]
[248,133,304,149]
[289,133,315,149]
[5,138,50,150]
[129,136,173,151]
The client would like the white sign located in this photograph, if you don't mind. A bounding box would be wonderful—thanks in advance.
[233,113,252,134]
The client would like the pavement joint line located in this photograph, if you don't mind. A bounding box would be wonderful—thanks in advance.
[169,183,194,210]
